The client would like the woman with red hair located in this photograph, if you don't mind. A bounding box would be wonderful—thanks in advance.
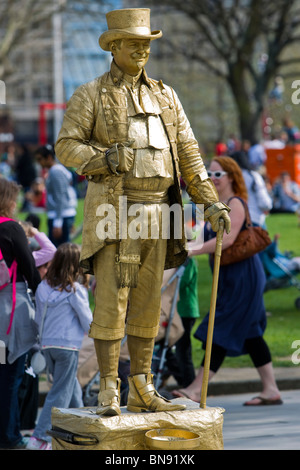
[173,156,282,406]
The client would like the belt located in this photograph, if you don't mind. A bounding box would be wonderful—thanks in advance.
[124,188,169,204]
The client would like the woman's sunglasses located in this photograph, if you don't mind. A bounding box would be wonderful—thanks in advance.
[207,170,227,179]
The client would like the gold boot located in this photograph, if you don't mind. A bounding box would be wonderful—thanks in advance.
[93,339,122,415]
[96,376,121,416]
[127,373,186,413]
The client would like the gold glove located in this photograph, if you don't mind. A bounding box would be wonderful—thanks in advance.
[106,141,134,174]
[205,202,231,234]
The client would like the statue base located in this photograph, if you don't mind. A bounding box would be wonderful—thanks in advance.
[49,398,224,450]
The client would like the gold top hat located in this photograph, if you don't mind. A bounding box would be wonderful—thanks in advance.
[99,8,162,51]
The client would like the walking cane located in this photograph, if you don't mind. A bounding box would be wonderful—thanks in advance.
[200,219,225,409]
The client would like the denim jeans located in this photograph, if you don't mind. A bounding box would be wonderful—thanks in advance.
[48,216,75,247]
[0,351,26,448]
[33,348,83,442]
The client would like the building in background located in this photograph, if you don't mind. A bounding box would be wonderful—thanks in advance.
[1,0,121,147]
[1,0,241,153]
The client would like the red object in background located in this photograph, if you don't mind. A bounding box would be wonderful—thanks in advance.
[265,145,300,185]
[39,102,66,145]
[215,142,227,156]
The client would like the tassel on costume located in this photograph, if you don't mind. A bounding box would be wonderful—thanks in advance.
[116,238,141,288]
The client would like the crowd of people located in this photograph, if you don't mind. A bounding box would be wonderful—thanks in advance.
[0,143,87,234]
[1,3,299,451]
[0,175,93,450]
[1,132,299,230]
[0,143,91,450]
[215,130,300,224]
[0,134,299,450]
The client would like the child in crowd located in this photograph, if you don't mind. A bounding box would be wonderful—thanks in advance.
[30,225,57,280]
[26,243,93,450]
[19,220,57,279]
[25,177,47,212]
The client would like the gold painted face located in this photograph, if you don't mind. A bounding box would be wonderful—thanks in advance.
[112,38,151,76]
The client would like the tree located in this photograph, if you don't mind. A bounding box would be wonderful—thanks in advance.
[147,0,300,142]
[0,0,65,80]
[0,0,112,80]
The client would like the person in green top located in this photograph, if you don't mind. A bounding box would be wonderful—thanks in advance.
[175,257,200,387]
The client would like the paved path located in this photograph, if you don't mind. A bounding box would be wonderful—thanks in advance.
[37,367,300,451]
[207,390,300,450]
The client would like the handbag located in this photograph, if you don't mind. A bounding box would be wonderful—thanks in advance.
[220,198,271,266]
[31,302,48,375]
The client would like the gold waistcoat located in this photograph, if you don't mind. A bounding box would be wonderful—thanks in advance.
[121,72,174,195]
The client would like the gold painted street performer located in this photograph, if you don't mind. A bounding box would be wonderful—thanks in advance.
[55,8,231,416]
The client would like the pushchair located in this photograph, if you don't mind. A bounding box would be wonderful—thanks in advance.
[260,238,300,309]
[79,260,188,405]
[152,260,188,390]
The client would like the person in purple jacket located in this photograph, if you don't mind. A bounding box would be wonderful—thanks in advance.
[29,225,57,280]
[27,243,93,450]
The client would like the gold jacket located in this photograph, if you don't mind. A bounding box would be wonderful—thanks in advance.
[55,61,219,273]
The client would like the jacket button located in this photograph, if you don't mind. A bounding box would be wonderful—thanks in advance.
[108,120,113,125]
[102,88,107,93]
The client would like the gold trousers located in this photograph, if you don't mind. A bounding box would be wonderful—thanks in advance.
[89,236,167,341]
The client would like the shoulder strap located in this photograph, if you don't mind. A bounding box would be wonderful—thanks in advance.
[0,216,14,223]
[0,216,18,335]
[5,260,18,335]
[227,196,252,227]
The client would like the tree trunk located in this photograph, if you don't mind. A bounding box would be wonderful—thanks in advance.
[237,101,263,143]
[227,64,264,143]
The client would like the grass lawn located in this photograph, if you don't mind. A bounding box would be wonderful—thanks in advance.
[19,200,300,369]
[18,198,85,244]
